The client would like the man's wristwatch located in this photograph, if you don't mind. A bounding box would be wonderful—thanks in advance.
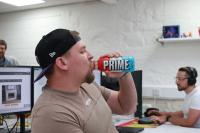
[166,115,171,121]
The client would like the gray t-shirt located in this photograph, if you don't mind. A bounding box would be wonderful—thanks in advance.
[31,82,118,133]
[0,57,19,66]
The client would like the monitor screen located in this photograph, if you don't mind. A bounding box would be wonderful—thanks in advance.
[101,70,143,117]
[33,66,47,104]
[93,70,101,85]
[0,66,32,115]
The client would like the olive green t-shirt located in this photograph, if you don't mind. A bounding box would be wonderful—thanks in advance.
[31,82,118,133]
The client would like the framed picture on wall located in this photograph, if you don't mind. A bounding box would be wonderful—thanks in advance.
[163,25,180,38]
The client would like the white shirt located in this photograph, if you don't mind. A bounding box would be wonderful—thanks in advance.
[182,86,200,128]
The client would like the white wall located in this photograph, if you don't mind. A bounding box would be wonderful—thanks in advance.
[0,0,200,98]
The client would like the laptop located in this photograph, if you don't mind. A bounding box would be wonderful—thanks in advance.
[116,126,144,133]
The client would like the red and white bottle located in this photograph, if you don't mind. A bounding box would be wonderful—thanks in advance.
[94,56,135,72]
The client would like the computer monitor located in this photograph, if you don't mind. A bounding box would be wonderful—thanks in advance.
[33,67,101,104]
[0,66,33,115]
[93,70,101,85]
[33,66,47,104]
[101,70,143,118]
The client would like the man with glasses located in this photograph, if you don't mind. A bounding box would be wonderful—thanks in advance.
[0,39,19,66]
[150,66,200,128]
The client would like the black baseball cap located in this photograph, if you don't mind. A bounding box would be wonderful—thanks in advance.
[34,29,81,82]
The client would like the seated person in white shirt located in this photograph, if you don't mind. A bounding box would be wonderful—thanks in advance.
[150,66,200,128]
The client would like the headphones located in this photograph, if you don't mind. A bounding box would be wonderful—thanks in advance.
[184,67,198,85]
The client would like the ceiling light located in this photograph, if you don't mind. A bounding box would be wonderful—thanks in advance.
[0,0,45,7]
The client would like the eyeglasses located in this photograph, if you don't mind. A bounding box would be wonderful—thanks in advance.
[175,77,188,81]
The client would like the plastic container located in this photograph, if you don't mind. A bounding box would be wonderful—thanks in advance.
[95,56,135,72]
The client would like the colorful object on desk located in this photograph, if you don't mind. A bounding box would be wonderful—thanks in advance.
[127,123,158,128]
[117,118,158,128]
[138,117,155,124]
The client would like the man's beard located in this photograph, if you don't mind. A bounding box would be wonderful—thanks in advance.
[85,72,95,83]
[177,85,186,91]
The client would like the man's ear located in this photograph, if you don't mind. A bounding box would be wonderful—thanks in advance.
[55,57,68,70]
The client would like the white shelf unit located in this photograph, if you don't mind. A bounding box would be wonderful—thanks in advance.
[157,37,200,44]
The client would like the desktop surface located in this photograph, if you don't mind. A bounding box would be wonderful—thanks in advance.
[141,123,200,133]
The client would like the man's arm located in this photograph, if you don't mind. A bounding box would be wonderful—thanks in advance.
[160,111,183,118]
[150,111,183,124]
[169,108,200,127]
[106,72,137,115]
[152,109,200,127]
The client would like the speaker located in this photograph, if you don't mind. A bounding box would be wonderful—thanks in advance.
[185,67,198,85]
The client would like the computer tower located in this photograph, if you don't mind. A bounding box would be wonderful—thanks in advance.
[101,70,143,118]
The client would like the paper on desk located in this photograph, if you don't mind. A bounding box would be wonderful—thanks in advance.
[112,114,135,126]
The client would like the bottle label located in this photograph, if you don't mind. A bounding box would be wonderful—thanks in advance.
[98,56,135,72]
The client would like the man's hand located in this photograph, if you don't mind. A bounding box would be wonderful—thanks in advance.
[100,52,126,79]
[150,115,167,124]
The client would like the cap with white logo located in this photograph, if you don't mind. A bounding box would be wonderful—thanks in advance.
[34,29,81,82]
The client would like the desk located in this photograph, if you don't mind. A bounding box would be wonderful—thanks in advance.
[0,118,31,133]
[141,123,200,133]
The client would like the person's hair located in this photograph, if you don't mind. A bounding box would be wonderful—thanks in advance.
[178,66,198,85]
[144,107,160,117]
[70,31,80,39]
[0,39,7,49]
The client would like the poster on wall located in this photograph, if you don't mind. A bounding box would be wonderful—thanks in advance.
[163,25,180,38]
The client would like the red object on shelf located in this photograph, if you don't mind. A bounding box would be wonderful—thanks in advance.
[198,27,200,37]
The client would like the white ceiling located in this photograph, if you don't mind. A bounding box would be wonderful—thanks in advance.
[0,0,98,14]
